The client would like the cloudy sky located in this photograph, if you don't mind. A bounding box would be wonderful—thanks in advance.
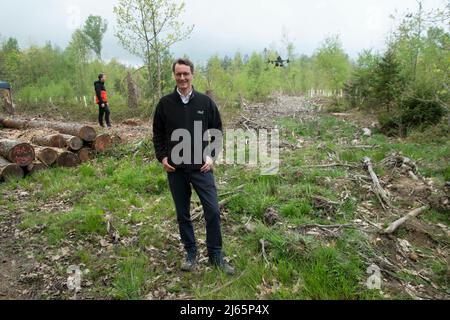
[0,0,446,66]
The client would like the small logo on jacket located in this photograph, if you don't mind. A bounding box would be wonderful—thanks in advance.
[197,111,204,115]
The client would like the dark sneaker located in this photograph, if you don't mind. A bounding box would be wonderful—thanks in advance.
[181,250,197,272]
[209,254,235,276]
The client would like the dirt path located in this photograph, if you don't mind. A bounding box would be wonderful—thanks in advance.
[0,251,30,300]
[0,190,34,300]
[237,94,319,127]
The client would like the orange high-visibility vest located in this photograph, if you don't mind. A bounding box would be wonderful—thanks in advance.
[96,90,108,104]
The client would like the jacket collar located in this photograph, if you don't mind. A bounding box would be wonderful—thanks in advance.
[174,86,196,103]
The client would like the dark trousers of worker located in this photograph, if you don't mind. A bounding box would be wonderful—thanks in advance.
[98,103,111,127]
[167,169,223,257]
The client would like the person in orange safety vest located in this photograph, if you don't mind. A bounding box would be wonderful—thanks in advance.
[94,73,112,128]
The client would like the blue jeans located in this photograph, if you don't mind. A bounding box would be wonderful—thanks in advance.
[167,170,223,257]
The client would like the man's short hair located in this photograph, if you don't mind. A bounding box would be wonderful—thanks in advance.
[172,58,194,74]
[98,73,105,80]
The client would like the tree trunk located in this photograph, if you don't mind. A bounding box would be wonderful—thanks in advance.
[0,118,28,129]
[53,149,81,168]
[26,161,48,175]
[146,60,154,100]
[0,139,35,167]
[156,50,162,98]
[93,134,113,152]
[0,118,97,142]
[60,134,83,151]
[0,156,24,180]
[1,89,15,115]
[127,72,138,109]
[31,134,66,148]
[78,147,94,163]
[33,146,58,166]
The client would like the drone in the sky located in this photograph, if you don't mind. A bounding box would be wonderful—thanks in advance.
[268,55,290,67]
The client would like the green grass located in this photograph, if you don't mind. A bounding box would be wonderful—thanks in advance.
[1,106,448,300]
[416,204,450,228]
[112,253,154,300]
[429,260,449,289]
[280,199,313,219]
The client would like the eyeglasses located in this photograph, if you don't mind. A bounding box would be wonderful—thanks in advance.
[175,72,192,78]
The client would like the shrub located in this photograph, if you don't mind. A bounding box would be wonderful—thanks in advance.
[379,86,447,137]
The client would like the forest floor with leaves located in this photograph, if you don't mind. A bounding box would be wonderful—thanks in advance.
[0,95,449,300]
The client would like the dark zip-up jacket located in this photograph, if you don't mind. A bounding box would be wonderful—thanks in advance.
[94,80,108,105]
[152,87,223,171]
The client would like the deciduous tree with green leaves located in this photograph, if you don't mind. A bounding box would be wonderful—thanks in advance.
[83,15,108,60]
[0,37,21,85]
[313,35,351,95]
[114,0,193,99]
[345,1,449,136]
[66,29,91,96]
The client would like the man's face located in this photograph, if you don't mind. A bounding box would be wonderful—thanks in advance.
[101,75,107,83]
[174,64,193,92]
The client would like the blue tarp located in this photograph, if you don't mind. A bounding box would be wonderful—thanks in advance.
[0,81,11,90]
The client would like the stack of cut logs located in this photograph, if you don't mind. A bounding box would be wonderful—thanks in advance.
[0,118,121,181]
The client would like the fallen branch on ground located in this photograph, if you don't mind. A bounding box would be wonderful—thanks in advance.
[348,173,373,182]
[313,196,341,206]
[105,214,121,243]
[206,271,246,296]
[347,145,379,149]
[240,114,261,127]
[260,239,270,266]
[300,163,359,169]
[312,196,341,215]
[218,185,245,198]
[380,152,422,180]
[383,205,430,234]
[363,157,392,211]
[298,223,354,230]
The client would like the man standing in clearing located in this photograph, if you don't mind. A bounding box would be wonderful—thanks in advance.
[152,58,235,275]
[94,73,112,128]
